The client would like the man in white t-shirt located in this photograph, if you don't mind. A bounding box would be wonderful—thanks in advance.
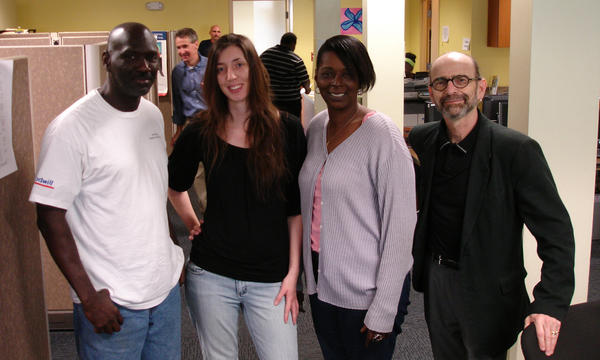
[29,22,184,360]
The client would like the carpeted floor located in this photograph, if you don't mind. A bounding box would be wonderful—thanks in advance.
[50,287,432,359]
[48,194,600,359]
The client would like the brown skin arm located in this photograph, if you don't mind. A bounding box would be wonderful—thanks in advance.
[167,208,186,285]
[36,203,123,334]
[360,325,390,348]
[302,80,311,95]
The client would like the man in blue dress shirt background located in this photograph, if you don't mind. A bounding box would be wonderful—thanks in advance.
[171,27,208,145]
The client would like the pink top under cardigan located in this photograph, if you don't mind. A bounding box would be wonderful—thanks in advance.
[310,111,376,252]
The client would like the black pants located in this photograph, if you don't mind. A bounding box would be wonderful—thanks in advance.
[424,259,507,360]
[309,271,411,360]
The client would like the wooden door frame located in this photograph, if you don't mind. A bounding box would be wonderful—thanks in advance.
[418,0,439,71]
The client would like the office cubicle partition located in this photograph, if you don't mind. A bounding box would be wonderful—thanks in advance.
[0,45,88,329]
[0,56,51,359]
[0,37,52,46]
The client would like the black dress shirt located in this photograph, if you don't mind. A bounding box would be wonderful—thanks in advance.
[427,119,480,262]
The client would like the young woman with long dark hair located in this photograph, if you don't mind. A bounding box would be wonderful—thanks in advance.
[168,33,306,359]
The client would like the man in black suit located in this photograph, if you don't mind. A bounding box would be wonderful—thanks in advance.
[408,52,575,359]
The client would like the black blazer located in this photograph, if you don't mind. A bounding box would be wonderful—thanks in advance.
[408,113,575,356]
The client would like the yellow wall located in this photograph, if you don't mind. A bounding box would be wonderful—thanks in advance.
[432,0,510,87]
[294,0,315,79]
[15,0,230,34]
[0,0,17,29]
[13,0,317,83]
[405,0,422,72]
[438,0,472,55]
[11,0,511,88]
[471,0,510,87]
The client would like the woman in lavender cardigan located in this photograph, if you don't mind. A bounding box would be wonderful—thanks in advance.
[299,35,417,360]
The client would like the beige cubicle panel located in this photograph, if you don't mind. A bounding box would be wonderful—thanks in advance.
[61,36,107,45]
[0,32,51,39]
[0,45,87,329]
[0,46,86,153]
[0,37,51,46]
[58,31,109,37]
[0,56,51,359]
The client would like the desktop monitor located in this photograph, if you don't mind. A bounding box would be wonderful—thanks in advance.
[424,101,444,123]
[482,95,509,126]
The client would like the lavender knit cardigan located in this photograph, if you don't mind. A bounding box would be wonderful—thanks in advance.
[299,110,417,332]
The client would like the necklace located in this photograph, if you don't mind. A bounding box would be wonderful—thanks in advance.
[326,106,361,149]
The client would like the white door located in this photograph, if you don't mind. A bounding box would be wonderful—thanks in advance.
[232,0,289,55]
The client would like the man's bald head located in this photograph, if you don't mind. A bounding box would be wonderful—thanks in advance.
[107,22,157,53]
[209,25,221,42]
[430,52,480,80]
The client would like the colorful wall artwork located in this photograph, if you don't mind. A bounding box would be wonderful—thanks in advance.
[340,8,362,35]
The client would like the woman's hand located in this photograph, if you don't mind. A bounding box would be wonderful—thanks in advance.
[168,188,202,241]
[360,325,390,348]
[188,220,203,240]
[274,272,299,325]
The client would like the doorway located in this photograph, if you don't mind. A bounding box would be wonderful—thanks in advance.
[231,0,291,55]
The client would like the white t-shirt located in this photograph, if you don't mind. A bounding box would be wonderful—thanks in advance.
[29,90,184,310]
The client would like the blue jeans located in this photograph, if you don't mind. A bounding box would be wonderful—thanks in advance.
[73,285,181,360]
[185,262,298,360]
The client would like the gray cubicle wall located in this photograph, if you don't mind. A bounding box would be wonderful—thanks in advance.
[57,31,110,37]
[58,31,108,46]
[0,32,51,39]
[0,37,51,46]
[61,36,107,45]
[0,32,52,47]
[0,56,51,359]
[0,45,87,329]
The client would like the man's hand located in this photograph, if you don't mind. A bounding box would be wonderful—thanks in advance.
[524,313,562,356]
[82,289,124,334]
[360,325,390,348]
[274,273,299,325]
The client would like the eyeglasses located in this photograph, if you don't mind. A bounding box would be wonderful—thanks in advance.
[430,75,480,91]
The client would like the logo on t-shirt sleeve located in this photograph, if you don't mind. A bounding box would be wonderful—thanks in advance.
[149,132,161,140]
[34,177,55,189]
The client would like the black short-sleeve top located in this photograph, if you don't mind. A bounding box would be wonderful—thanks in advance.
[168,112,307,282]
